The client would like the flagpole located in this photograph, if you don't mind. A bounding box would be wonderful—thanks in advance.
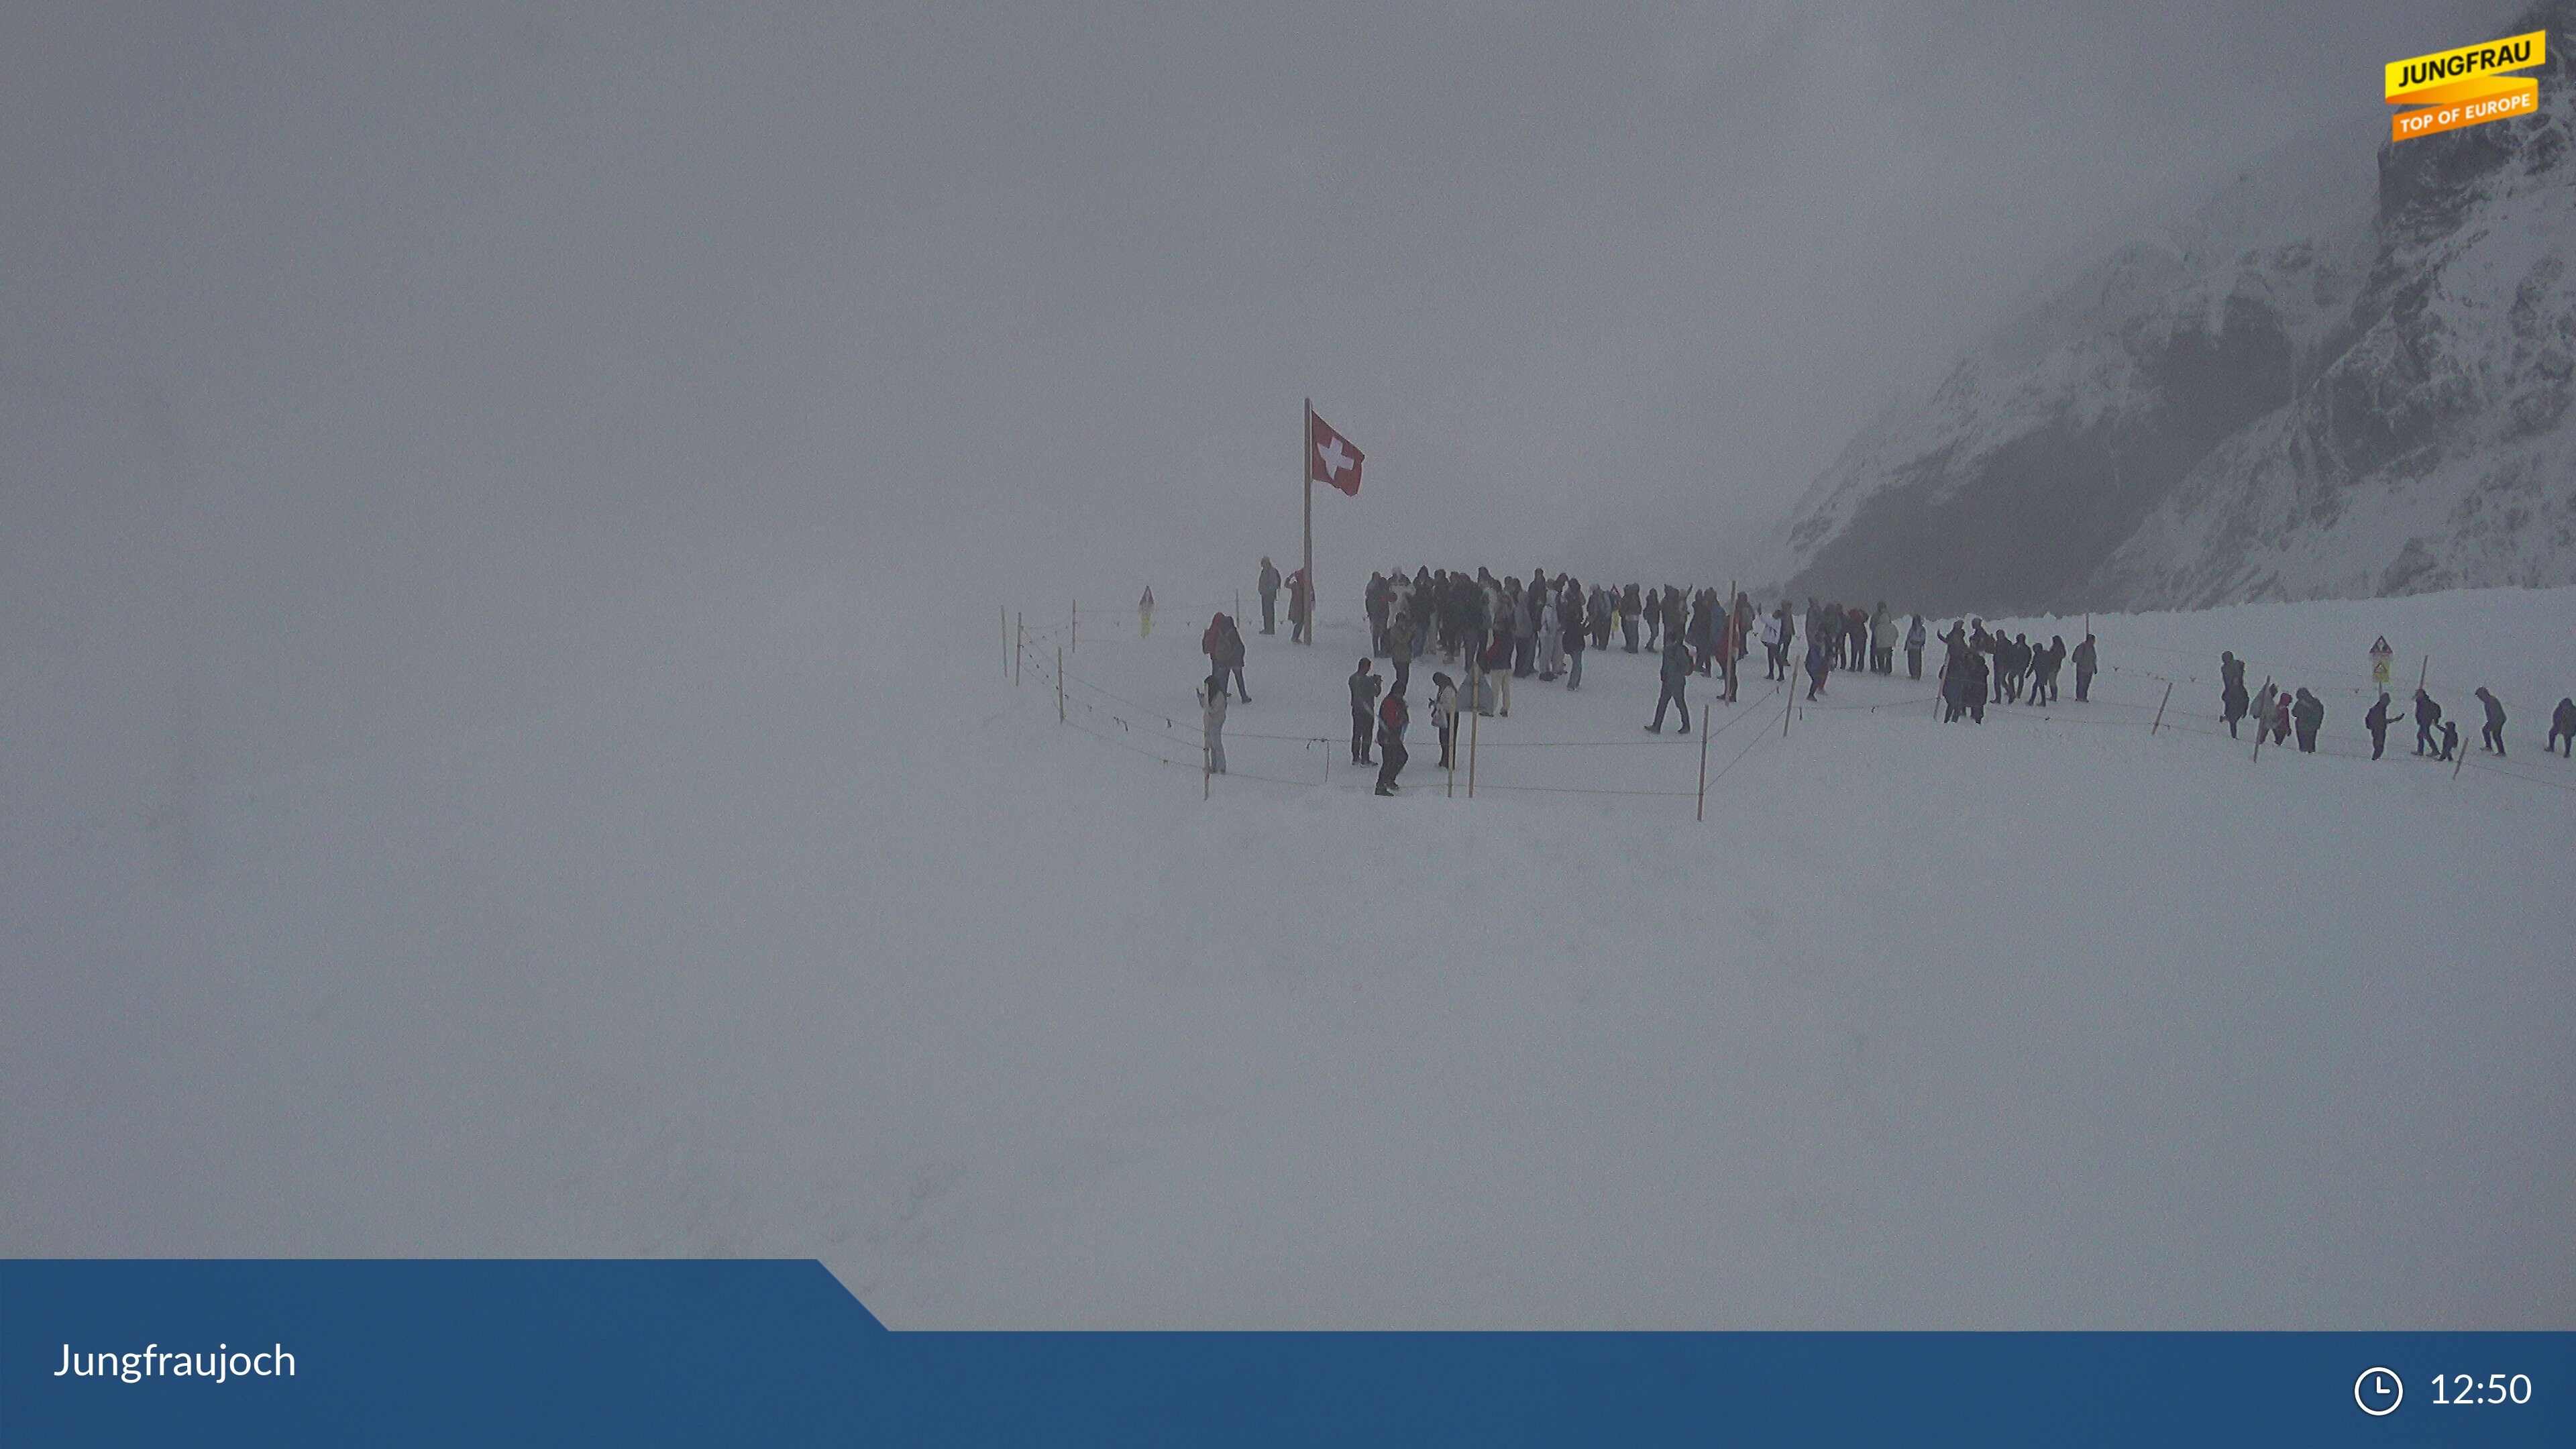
[1301,398,1315,647]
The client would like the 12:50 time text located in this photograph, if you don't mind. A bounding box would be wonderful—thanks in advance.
[2430,1373,2533,1405]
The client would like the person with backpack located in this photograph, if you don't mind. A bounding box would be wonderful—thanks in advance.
[1805,631,1829,702]
[1348,658,1381,765]
[1375,689,1409,796]
[2269,688,2292,747]
[1620,583,1643,653]
[2071,633,2096,702]
[1870,602,1896,674]
[2292,688,2323,753]
[1760,605,1786,680]
[2475,687,2507,755]
[2551,697,2576,757]
[2440,718,2460,762]
[1200,614,1238,700]
[1198,672,1228,774]
[1647,635,1692,734]
[1257,557,1281,634]
[2414,688,2443,757]
[2365,692,2401,759]
[2220,653,2250,737]
[1218,612,1248,700]
[1904,614,1927,682]
[2250,678,2277,748]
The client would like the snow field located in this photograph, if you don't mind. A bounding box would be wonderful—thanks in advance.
[5,550,2570,1327]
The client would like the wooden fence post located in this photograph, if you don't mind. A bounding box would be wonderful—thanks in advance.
[2149,681,2172,735]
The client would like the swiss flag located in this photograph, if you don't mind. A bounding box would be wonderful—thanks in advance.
[1309,409,1364,497]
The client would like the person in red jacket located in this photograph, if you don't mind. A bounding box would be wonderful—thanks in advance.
[1375,690,1409,796]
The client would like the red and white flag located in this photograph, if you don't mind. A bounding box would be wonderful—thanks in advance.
[1308,408,1364,497]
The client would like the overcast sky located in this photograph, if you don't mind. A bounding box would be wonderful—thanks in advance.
[0,0,2522,771]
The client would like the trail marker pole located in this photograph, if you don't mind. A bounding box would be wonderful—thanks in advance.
[1057,648,1065,724]
[1015,613,1024,686]
[2250,678,2269,761]
[1468,694,1479,798]
[2150,681,2172,735]
[1071,600,1078,655]
[1782,685,1794,739]
[1696,712,1711,822]
[1002,605,1009,678]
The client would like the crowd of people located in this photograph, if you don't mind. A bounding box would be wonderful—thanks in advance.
[1168,561,2576,795]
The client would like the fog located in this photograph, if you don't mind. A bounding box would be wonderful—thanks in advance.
[2,0,2508,788]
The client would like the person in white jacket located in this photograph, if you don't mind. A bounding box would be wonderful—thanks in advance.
[1431,672,1459,768]
[1538,594,1562,681]
[1199,673,1228,775]
[1138,586,1155,638]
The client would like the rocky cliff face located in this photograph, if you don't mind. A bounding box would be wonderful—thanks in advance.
[1779,1,2575,616]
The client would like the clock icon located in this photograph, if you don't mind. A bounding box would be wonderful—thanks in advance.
[2355,1366,2404,1416]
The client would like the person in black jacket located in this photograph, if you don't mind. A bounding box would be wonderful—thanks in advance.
[2475,687,2507,755]
[1561,584,1587,690]
[2070,633,2096,702]
[1257,556,1281,634]
[1218,613,1249,700]
[2414,688,2443,756]
[2552,697,2576,757]
[1621,583,1643,652]
[1646,637,1692,733]
[2220,653,2249,737]
[1348,659,1381,765]
[2364,692,2400,759]
[2292,688,2323,753]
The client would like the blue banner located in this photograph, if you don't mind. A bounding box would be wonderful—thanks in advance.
[5,1260,2567,1446]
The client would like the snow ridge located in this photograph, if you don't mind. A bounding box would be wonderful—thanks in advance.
[1779,0,2576,616]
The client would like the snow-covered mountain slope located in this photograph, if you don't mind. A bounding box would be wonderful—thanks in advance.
[9,534,2573,1327]
[1779,0,2576,617]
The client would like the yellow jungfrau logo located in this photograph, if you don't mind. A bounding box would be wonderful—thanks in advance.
[2385,31,2545,142]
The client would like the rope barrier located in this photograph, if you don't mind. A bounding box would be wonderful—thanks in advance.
[1024,599,2576,808]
